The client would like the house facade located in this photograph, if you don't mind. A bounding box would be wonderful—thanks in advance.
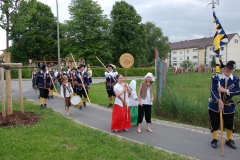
[169,33,240,68]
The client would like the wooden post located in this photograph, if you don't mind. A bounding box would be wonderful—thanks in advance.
[5,52,12,115]
[0,64,6,117]
[18,66,24,113]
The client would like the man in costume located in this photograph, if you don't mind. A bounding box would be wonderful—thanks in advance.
[35,65,52,108]
[104,64,118,108]
[47,64,55,99]
[75,64,90,110]
[209,60,240,149]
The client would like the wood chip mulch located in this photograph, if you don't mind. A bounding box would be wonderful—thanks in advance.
[0,111,41,128]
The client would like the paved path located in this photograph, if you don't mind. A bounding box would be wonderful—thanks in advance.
[2,78,240,160]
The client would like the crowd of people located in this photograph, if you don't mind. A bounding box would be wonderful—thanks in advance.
[32,63,155,134]
[32,60,240,149]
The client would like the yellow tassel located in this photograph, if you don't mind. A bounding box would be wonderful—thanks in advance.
[212,131,218,139]
[83,97,87,102]
[40,97,43,104]
[110,100,113,104]
[226,129,232,141]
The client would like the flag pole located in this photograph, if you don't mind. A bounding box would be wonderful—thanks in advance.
[208,0,225,156]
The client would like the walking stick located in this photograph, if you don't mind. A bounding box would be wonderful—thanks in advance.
[96,56,116,83]
[47,69,60,100]
[218,80,224,156]
[71,53,92,106]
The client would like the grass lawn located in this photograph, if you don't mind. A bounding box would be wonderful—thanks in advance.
[0,100,191,160]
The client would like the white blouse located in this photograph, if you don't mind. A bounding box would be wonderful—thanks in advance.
[128,89,138,107]
[61,83,73,98]
[113,83,129,107]
[141,88,152,105]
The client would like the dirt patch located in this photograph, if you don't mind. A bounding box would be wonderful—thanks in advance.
[0,111,41,128]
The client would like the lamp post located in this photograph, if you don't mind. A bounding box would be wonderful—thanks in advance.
[56,0,60,71]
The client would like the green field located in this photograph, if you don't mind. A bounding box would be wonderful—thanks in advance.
[88,70,240,132]
[0,100,190,160]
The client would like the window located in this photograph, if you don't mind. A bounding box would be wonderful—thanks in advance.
[187,56,189,60]
[221,47,224,51]
[187,50,189,53]
[180,51,182,54]
[210,47,212,51]
[173,63,177,66]
[209,55,214,58]
[172,51,177,54]
[193,49,198,52]
[193,56,198,59]
[173,57,177,60]
[180,57,182,60]
[235,39,238,43]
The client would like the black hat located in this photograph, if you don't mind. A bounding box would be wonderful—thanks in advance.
[106,64,116,69]
[225,60,236,69]
[78,64,85,69]
[71,67,76,71]
[41,65,46,71]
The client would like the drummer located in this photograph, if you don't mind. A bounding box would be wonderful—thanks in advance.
[61,75,74,116]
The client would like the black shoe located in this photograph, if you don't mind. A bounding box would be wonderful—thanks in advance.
[44,104,47,107]
[83,102,86,107]
[48,96,50,99]
[107,103,113,108]
[211,139,218,148]
[38,96,40,99]
[40,105,44,108]
[79,106,82,110]
[51,95,53,99]
[226,139,237,149]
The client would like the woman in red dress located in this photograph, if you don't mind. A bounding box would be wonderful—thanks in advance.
[110,74,131,132]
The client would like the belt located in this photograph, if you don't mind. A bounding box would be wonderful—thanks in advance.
[209,98,233,105]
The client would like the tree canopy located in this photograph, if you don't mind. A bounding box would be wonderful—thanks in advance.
[10,1,66,64]
[110,0,146,67]
[65,0,110,65]
[145,22,170,65]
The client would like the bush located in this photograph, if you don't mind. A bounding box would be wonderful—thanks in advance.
[5,67,155,78]
[92,68,155,77]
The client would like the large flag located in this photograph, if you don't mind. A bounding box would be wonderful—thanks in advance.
[213,11,229,55]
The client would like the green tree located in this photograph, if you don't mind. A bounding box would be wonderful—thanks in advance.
[210,56,216,67]
[110,1,147,67]
[10,1,66,65]
[181,60,193,69]
[145,22,170,65]
[66,0,110,66]
[0,0,36,53]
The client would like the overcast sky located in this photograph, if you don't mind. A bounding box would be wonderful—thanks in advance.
[0,0,239,53]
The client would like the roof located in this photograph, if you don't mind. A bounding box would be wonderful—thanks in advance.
[169,33,238,50]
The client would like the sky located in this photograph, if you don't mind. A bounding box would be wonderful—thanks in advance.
[0,0,240,53]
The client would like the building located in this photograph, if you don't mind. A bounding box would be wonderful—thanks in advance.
[168,33,240,68]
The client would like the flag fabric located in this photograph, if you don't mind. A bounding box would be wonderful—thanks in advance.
[213,11,229,55]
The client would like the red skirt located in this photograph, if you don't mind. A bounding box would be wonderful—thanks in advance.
[110,104,131,131]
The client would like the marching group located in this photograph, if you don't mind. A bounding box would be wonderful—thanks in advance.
[32,63,155,133]
[32,60,240,149]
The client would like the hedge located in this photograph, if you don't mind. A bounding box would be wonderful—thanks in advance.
[3,67,155,79]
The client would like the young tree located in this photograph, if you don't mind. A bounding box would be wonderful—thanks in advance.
[210,56,216,67]
[181,60,193,69]
[10,1,66,64]
[145,22,170,65]
[110,1,146,67]
[66,0,110,65]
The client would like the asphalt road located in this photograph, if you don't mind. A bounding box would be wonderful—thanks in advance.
[1,77,240,160]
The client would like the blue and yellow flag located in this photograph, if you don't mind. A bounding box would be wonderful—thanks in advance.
[213,12,229,55]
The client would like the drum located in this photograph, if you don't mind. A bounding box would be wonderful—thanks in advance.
[70,94,82,108]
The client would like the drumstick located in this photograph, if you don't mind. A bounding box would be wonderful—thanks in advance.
[71,53,92,106]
